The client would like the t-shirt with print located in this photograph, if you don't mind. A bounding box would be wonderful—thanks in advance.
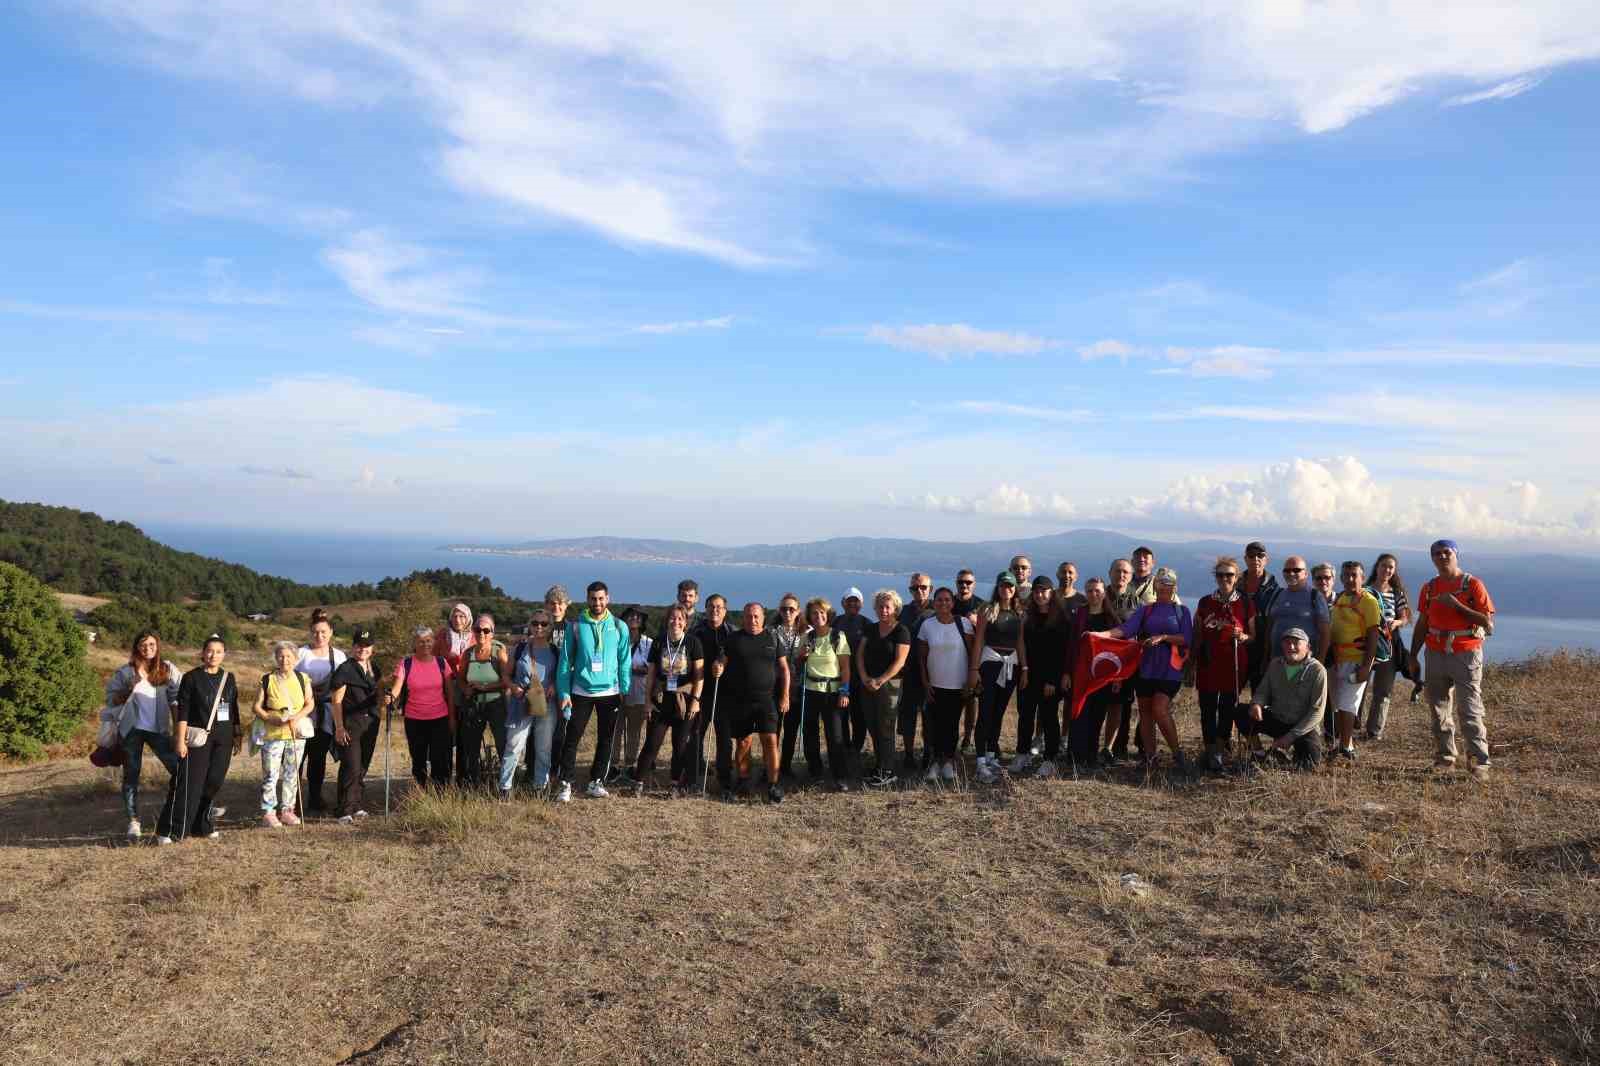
[1331,589,1383,663]
[860,622,911,680]
[648,633,704,694]
[1266,585,1331,651]
[802,629,850,693]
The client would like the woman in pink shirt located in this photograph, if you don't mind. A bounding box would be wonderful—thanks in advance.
[384,626,458,789]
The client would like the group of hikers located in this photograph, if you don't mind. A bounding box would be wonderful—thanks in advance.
[101,537,1496,842]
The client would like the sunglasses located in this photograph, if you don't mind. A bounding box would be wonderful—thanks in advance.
[1215,571,1238,578]
[476,627,494,634]
[780,605,798,612]
[529,621,550,629]
[957,580,974,587]
[1283,567,1306,574]
[910,584,931,591]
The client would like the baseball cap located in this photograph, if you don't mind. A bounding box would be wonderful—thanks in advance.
[1245,541,1267,556]
[1282,627,1310,643]
[996,571,1018,587]
[353,629,375,647]
[842,587,864,604]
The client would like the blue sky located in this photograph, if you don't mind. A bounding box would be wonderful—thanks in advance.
[2,3,1598,552]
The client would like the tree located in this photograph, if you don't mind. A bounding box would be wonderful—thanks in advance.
[373,579,443,678]
[0,563,101,760]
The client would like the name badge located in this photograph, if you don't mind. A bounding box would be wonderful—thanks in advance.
[591,658,605,673]
[217,706,231,721]
[666,675,679,692]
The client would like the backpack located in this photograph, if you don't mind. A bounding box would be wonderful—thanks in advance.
[398,655,449,712]
[1336,589,1390,662]
[1421,572,1489,643]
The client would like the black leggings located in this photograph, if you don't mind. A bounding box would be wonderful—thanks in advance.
[926,687,964,761]
[784,684,825,777]
[634,704,698,785]
[1017,681,1061,761]
[976,659,1018,759]
[898,683,925,760]
[802,689,857,783]
[1067,688,1113,766]
[404,716,452,788]
[335,711,379,816]
[156,723,234,839]
[1198,690,1246,746]
[456,696,507,788]
[302,704,334,810]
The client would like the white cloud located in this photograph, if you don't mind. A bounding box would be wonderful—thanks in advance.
[240,464,313,480]
[152,376,482,441]
[866,323,1057,359]
[1509,480,1541,519]
[79,3,1600,263]
[895,457,1600,546]
[1444,75,1544,107]
[955,402,1091,424]
[1079,338,1136,360]
[1162,344,1277,380]
[635,315,734,335]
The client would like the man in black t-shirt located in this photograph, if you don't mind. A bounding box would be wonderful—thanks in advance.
[833,587,871,751]
[694,595,737,796]
[715,602,791,803]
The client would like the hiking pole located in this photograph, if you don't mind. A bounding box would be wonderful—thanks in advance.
[597,698,624,786]
[383,698,392,816]
[701,674,720,796]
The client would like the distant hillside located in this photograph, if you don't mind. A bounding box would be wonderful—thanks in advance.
[458,529,1600,618]
[0,499,526,616]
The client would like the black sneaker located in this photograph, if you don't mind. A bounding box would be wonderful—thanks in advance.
[1337,747,1358,763]
[720,788,737,803]
[766,784,785,805]
[1205,752,1225,774]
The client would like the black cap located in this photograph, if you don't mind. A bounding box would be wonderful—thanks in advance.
[353,629,375,647]
[623,606,648,623]
[1245,541,1267,556]
[1133,545,1154,557]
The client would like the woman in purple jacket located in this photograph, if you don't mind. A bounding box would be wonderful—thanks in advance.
[1108,566,1194,775]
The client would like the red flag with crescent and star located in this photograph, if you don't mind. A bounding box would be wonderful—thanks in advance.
[1068,631,1143,720]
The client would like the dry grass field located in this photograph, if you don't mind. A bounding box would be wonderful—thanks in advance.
[0,653,1596,1065]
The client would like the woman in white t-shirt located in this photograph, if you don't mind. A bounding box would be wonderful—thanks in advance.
[917,587,975,783]
[295,610,346,815]
[105,630,183,840]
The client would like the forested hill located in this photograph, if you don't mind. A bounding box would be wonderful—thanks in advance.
[0,500,508,614]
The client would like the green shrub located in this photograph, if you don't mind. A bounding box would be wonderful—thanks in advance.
[87,596,236,648]
[0,563,101,760]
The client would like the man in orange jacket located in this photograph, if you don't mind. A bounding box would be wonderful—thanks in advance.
[1409,539,1496,780]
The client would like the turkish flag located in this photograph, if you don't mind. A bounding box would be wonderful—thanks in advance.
[1068,632,1143,720]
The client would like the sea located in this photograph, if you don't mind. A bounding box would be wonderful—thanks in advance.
[149,525,1600,665]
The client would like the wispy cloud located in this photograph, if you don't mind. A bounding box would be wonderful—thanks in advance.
[635,315,734,335]
[80,4,1600,264]
[955,401,1092,423]
[1078,338,1135,360]
[1444,75,1544,108]
[240,464,313,480]
[866,323,1057,360]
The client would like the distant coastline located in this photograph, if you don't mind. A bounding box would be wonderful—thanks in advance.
[444,545,900,578]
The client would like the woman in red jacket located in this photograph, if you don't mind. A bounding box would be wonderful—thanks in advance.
[1194,556,1256,773]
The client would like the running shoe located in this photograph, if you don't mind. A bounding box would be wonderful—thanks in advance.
[279,810,301,826]
[126,818,142,840]
[555,782,573,803]
[262,811,283,828]
[586,780,610,799]
[1037,759,1058,779]
[940,760,958,782]
[155,835,174,846]
[924,763,940,783]
[1008,753,1032,775]
[766,784,785,805]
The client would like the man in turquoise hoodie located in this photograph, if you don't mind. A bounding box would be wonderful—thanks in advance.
[553,581,632,802]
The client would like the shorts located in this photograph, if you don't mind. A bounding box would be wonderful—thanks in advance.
[1332,662,1369,715]
[1135,678,1182,700]
[727,695,779,738]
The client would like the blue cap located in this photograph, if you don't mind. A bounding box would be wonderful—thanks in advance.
[1430,539,1459,553]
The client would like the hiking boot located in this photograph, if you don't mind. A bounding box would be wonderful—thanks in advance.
[1469,761,1491,782]
[1009,753,1032,775]
[279,810,301,826]
[940,760,958,782]
[125,818,142,840]
[586,780,610,799]
[720,788,737,803]
[555,782,573,803]
[766,784,785,805]
[1172,752,1193,778]
[262,811,283,829]
[1337,747,1358,763]
[1432,755,1456,772]
[1101,748,1119,766]
[924,763,940,783]
[1205,752,1225,774]
[1037,759,1058,779]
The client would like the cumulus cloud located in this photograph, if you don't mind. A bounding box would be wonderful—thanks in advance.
[79,3,1600,262]
[893,457,1600,546]
[866,323,1057,360]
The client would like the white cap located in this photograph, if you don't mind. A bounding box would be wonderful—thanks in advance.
[842,586,864,604]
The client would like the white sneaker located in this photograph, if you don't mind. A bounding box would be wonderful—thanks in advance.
[336,815,355,825]
[211,806,227,820]
[1009,753,1032,774]
[1037,759,1058,779]
[126,818,141,839]
[940,760,958,782]
[555,782,572,803]
[586,780,609,799]
[353,810,369,819]
[155,835,175,846]
[924,763,940,783]
[205,831,221,840]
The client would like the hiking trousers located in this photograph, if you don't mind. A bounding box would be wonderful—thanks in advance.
[156,723,233,839]
[557,694,623,786]
[1425,647,1490,764]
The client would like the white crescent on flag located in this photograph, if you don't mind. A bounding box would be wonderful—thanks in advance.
[1090,650,1124,678]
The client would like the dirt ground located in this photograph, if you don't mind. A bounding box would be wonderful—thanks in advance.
[1,654,1595,1065]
